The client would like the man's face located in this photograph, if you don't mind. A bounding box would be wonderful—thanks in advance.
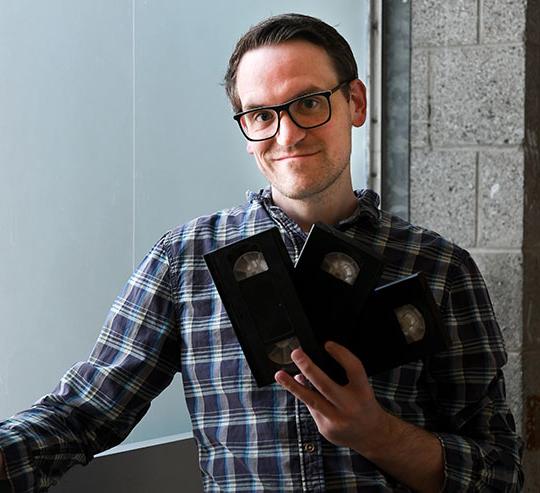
[235,40,366,202]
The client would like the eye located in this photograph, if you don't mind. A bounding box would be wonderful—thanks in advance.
[252,110,275,123]
[300,97,320,110]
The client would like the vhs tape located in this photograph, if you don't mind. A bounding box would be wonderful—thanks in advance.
[349,272,450,377]
[205,225,450,387]
[293,223,385,383]
[204,227,324,387]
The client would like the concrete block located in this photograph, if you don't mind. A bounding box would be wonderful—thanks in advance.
[505,351,523,433]
[478,150,524,248]
[410,150,476,247]
[472,251,523,351]
[431,45,525,146]
[482,0,527,43]
[411,49,429,148]
[412,0,477,47]
[410,115,429,150]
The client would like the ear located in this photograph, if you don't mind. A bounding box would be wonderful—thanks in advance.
[349,79,367,128]
[246,141,255,155]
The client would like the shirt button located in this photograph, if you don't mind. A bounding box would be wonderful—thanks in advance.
[304,442,316,453]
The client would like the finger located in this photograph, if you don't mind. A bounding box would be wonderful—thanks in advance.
[324,341,369,388]
[289,348,343,406]
[275,370,335,416]
[294,373,309,386]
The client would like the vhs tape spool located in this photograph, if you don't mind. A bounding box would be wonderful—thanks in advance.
[204,227,323,387]
[351,272,451,376]
[294,223,385,384]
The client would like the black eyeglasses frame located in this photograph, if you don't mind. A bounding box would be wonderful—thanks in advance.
[233,80,352,142]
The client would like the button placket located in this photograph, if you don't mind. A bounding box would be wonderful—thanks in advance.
[266,205,307,261]
[304,442,316,454]
[296,400,324,492]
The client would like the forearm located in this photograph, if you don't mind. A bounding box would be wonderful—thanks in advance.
[276,345,446,491]
[357,411,444,493]
[0,403,97,492]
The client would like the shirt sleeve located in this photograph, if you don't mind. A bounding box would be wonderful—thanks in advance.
[427,252,523,491]
[0,232,182,493]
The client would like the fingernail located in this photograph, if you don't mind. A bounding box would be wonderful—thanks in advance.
[291,348,303,360]
[294,373,307,385]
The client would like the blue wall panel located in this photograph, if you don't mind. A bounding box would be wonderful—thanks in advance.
[0,0,369,447]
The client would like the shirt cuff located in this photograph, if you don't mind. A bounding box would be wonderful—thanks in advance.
[0,427,36,493]
[434,431,478,492]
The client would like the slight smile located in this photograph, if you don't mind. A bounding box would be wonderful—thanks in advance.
[273,151,320,161]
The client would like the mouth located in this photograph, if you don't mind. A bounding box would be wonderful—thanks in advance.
[273,150,320,161]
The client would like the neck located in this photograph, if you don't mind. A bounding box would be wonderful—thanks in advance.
[271,185,358,233]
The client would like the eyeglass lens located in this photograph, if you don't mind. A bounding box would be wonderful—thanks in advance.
[239,93,331,141]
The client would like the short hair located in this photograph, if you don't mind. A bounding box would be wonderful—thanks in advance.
[224,13,359,113]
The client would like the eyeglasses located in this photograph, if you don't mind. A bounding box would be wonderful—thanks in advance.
[233,80,351,142]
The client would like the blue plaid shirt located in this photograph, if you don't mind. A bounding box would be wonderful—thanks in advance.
[0,189,523,492]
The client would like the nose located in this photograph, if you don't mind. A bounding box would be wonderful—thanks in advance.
[275,111,306,147]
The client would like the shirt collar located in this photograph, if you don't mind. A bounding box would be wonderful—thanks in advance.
[246,187,381,228]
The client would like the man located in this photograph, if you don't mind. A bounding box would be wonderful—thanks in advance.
[0,13,523,492]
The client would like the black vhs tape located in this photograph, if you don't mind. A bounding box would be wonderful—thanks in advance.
[205,225,450,387]
[350,272,451,377]
[294,223,385,383]
[203,227,324,387]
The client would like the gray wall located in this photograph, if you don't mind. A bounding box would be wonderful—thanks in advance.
[409,1,540,490]
[0,0,369,452]
[50,436,203,493]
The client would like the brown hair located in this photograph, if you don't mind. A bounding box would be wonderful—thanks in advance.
[224,13,358,113]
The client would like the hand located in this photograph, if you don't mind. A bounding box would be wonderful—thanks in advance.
[275,341,444,493]
[274,341,390,455]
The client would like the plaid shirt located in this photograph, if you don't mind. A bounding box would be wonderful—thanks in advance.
[0,189,523,492]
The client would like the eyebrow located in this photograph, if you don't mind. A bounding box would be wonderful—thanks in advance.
[242,85,329,111]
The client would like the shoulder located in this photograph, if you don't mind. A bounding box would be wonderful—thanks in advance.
[352,204,475,306]
[349,191,470,275]
[380,209,470,265]
[158,198,273,260]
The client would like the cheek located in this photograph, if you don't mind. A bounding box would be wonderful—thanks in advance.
[313,124,347,156]
[328,117,352,146]
[251,149,272,176]
[248,141,271,161]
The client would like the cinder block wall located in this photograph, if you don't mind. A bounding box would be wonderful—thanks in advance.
[409,1,540,489]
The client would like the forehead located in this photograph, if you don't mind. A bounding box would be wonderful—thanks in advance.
[235,40,339,109]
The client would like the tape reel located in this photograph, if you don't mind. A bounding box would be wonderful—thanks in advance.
[394,304,426,343]
[320,252,361,285]
[233,251,269,281]
[266,336,301,366]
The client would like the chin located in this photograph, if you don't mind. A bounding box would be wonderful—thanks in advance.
[274,182,328,201]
